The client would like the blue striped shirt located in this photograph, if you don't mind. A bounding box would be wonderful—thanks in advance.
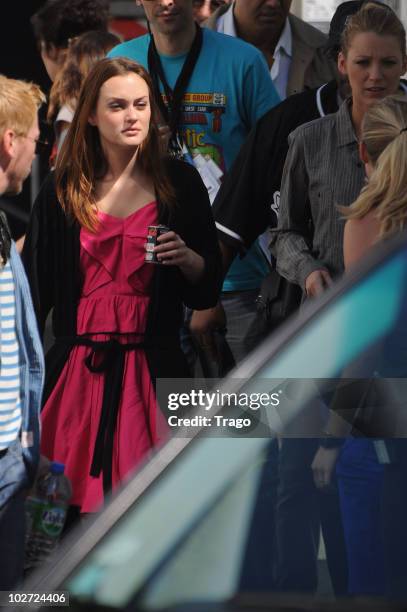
[0,260,21,450]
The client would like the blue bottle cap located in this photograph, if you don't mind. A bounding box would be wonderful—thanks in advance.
[50,462,65,475]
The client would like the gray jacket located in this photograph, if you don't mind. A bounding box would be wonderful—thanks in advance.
[205,4,337,97]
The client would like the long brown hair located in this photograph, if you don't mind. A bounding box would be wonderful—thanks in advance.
[55,57,175,231]
[47,30,120,123]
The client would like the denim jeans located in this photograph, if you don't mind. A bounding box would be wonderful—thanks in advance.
[275,438,348,595]
[0,438,27,589]
[382,441,407,599]
[336,439,385,596]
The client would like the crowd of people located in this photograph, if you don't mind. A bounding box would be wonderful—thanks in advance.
[1,0,407,601]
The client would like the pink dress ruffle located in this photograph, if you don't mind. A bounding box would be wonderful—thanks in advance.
[41,202,163,512]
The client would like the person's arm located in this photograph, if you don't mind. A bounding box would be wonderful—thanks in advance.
[312,214,382,487]
[213,109,278,254]
[312,214,378,486]
[272,129,332,294]
[311,412,352,489]
[189,241,234,337]
[167,160,222,310]
[311,377,374,488]
[153,230,205,284]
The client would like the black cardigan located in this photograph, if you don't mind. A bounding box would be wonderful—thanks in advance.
[22,158,222,402]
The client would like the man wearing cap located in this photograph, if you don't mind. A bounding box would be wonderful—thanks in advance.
[205,0,337,100]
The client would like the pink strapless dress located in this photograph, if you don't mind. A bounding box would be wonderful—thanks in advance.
[41,202,163,513]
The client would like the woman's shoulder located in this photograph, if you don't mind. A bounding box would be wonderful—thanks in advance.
[344,211,380,269]
[346,210,380,236]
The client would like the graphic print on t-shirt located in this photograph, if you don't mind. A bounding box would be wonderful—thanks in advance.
[163,91,227,171]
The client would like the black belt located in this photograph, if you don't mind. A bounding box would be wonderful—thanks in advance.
[59,336,145,495]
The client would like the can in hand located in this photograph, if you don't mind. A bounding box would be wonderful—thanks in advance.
[145,225,170,264]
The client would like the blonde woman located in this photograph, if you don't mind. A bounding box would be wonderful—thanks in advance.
[343,94,407,264]
[274,1,407,596]
[312,95,407,597]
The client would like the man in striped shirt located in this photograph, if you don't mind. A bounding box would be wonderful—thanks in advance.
[0,76,45,589]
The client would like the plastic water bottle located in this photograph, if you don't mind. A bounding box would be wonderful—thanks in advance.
[24,461,72,570]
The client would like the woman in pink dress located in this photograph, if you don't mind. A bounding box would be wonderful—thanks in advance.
[23,58,221,513]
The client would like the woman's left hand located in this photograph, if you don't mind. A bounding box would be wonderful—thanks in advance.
[311,446,341,489]
[154,231,191,267]
[151,231,205,284]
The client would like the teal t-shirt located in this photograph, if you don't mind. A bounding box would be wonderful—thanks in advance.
[109,28,280,290]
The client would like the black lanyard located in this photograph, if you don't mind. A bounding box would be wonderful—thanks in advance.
[147,24,203,151]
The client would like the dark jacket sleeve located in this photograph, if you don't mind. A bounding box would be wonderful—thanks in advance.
[212,112,274,254]
[22,173,56,337]
[272,128,319,288]
[212,90,322,255]
[167,159,222,309]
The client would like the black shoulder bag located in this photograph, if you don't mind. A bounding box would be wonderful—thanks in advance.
[256,268,303,332]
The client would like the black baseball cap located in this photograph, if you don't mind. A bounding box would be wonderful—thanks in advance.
[325,0,386,55]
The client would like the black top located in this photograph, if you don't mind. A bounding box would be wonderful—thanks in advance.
[213,80,339,253]
[22,157,222,401]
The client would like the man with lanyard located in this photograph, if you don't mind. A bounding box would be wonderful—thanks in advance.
[0,75,45,589]
[108,0,280,366]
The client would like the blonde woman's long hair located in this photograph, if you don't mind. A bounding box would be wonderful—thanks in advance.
[341,2,406,57]
[342,95,407,239]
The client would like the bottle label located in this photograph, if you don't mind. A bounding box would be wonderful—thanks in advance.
[26,497,67,539]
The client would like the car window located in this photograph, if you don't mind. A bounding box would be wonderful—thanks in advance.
[57,241,407,610]
[66,437,270,609]
[258,255,405,380]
